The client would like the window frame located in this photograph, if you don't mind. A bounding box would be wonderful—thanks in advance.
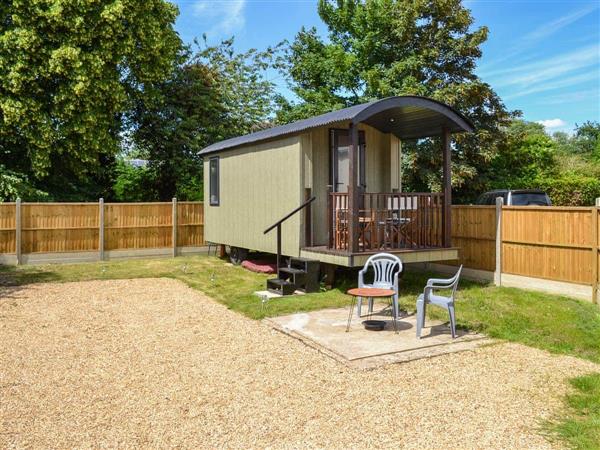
[209,156,220,206]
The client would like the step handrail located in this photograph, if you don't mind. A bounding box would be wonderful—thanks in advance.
[263,196,316,234]
[263,196,316,272]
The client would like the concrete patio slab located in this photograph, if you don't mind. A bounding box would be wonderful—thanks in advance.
[254,289,305,299]
[264,304,492,369]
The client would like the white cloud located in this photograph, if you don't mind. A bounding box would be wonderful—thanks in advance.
[478,4,599,71]
[521,4,599,44]
[193,0,246,37]
[504,70,598,100]
[487,44,598,85]
[482,42,599,100]
[536,118,567,129]
[537,88,600,105]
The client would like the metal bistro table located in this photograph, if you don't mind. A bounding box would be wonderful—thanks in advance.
[346,287,398,333]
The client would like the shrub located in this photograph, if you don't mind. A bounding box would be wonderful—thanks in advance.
[531,173,600,206]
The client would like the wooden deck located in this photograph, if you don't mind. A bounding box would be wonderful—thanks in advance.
[300,245,459,267]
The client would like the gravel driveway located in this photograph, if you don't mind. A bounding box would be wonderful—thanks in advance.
[1,278,597,449]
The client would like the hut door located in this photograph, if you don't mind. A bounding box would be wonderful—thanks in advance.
[330,129,366,193]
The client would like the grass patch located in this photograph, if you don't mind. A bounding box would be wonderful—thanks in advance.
[546,373,600,449]
[0,255,349,320]
[1,254,600,364]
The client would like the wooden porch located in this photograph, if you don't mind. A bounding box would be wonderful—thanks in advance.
[301,190,459,268]
[293,96,473,267]
[312,117,454,257]
[327,192,445,251]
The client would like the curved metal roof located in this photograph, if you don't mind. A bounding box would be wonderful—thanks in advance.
[199,95,474,155]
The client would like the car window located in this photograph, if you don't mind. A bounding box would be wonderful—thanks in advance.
[511,193,549,206]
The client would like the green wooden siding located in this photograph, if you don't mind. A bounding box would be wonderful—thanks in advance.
[204,123,401,255]
[204,136,302,256]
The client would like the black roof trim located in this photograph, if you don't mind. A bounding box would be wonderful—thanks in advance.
[199,96,474,155]
[352,96,473,134]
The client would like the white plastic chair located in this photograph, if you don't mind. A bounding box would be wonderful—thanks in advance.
[357,253,403,319]
[416,265,463,338]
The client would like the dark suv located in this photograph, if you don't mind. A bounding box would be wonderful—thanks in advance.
[475,189,552,206]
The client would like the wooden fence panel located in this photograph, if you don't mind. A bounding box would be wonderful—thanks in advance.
[503,243,593,284]
[0,203,16,253]
[21,203,99,253]
[0,201,204,260]
[502,207,593,248]
[448,206,496,271]
[502,207,595,284]
[177,202,204,247]
[104,203,173,250]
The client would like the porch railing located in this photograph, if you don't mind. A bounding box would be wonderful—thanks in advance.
[328,192,444,251]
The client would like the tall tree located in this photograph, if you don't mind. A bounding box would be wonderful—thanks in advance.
[572,121,600,158]
[0,0,181,200]
[278,0,515,200]
[127,39,280,200]
[489,120,556,189]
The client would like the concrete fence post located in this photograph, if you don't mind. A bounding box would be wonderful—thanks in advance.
[15,198,22,265]
[99,198,105,261]
[593,201,599,305]
[172,197,178,257]
[494,196,504,286]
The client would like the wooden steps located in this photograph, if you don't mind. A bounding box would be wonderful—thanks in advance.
[267,257,320,296]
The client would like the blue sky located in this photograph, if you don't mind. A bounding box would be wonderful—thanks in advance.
[172,0,600,133]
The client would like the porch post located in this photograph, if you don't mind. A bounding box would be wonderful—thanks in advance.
[442,127,452,247]
[348,123,359,253]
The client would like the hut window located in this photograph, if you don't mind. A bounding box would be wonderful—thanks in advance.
[209,157,220,206]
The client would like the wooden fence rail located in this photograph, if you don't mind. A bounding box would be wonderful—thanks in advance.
[1,199,598,303]
[0,199,204,264]
[443,203,600,304]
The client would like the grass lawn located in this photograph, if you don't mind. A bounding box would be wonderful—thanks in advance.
[547,373,600,450]
[1,254,599,362]
[1,254,599,448]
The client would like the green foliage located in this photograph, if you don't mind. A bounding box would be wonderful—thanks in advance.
[555,122,600,169]
[572,121,600,157]
[195,37,283,139]
[0,0,181,196]
[128,38,280,200]
[531,172,600,207]
[481,120,600,206]
[488,120,556,191]
[129,49,215,201]
[0,164,49,201]
[112,160,156,202]
[279,0,515,198]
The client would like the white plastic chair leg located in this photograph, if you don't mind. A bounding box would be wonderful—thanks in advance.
[392,295,400,334]
[448,304,457,338]
[392,294,399,321]
[416,298,424,338]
